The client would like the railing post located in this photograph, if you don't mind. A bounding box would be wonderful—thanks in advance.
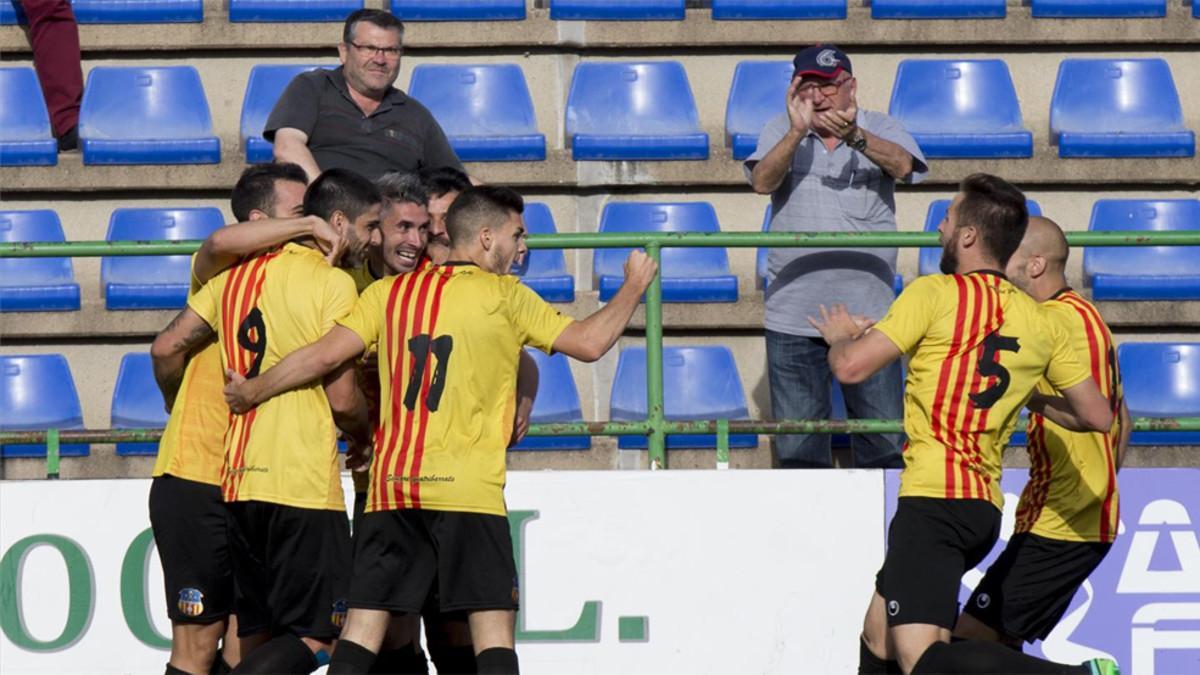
[716,419,730,470]
[644,242,666,470]
[46,428,60,480]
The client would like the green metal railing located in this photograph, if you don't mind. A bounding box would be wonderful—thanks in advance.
[3,230,1200,476]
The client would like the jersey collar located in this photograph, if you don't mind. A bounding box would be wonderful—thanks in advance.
[967,269,1008,280]
[1049,286,1073,300]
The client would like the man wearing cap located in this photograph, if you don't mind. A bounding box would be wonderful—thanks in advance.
[746,44,928,470]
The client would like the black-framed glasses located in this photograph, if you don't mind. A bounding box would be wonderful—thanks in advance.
[797,77,852,97]
[347,41,402,59]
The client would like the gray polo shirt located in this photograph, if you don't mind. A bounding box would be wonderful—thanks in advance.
[744,110,928,338]
[264,66,465,181]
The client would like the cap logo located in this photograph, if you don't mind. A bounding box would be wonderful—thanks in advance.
[817,49,840,68]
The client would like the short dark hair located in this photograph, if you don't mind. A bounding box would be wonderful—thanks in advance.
[956,173,1029,267]
[343,9,404,45]
[445,186,525,245]
[230,163,308,222]
[375,172,428,206]
[304,168,381,223]
[418,166,471,198]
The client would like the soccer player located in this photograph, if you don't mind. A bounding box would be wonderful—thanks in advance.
[155,169,382,674]
[955,216,1129,648]
[418,166,471,264]
[150,162,327,674]
[808,174,1118,675]
[222,186,658,675]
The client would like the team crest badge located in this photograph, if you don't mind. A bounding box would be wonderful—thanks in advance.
[887,600,900,617]
[976,593,991,609]
[177,588,205,617]
[511,576,520,604]
[331,599,348,627]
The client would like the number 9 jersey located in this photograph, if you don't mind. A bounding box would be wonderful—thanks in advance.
[871,271,1091,509]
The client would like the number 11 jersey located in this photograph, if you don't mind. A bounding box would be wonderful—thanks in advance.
[872,271,1091,509]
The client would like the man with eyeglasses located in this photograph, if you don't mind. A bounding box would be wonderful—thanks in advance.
[746,44,928,472]
[265,9,465,183]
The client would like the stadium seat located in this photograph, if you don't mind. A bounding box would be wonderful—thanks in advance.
[712,0,847,19]
[111,353,167,456]
[1,0,202,23]
[888,60,1032,158]
[241,64,331,163]
[228,0,363,21]
[512,350,590,451]
[390,0,525,19]
[79,66,221,165]
[1031,0,1165,17]
[758,204,903,295]
[0,67,57,166]
[408,64,545,162]
[1083,199,1200,300]
[549,0,685,20]
[725,61,793,160]
[610,346,757,450]
[0,355,88,458]
[918,199,1042,276]
[872,0,1005,19]
[1050,59,1195,158]
[102,207,225,310]
[0,210,80,313]
[1119,343,1200,445]
[594,202,737,303]
[511,203,574,302]
[565,62,708,161]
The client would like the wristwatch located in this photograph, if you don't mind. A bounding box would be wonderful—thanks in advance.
[848,129,868,152]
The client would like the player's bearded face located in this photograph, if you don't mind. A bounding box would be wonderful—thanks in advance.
[344,204,383,267]
[426,191,457,265]
[939,228,960,275]
[485,213,528,274]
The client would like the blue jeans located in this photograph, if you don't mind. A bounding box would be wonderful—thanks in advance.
[765,329,904,469]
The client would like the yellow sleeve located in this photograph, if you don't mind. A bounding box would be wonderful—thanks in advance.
[321,268,358,332]
[1044,317,1091,392]
[186,272,222,329]
[337,277,388,352]
[871,276,940,355]
[188,253,202,296]
[506,278,574,354]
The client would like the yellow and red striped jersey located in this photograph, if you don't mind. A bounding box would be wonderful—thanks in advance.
[872,272,1091,509]
[1015,289,1121,543]
[338,263,573,517]
[188,243,359,511]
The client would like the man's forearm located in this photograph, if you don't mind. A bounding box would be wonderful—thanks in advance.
[274,139,322,183]
[573,282,644,361]
[243,343,341,406]
[196,217,315,284]
[750,130,803,194]
[1027,393,1093,432]
[152,352,187,410]
[859,131,913,180]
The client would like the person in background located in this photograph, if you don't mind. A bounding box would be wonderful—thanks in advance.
[17,0,83,151]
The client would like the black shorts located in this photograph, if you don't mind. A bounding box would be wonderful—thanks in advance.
[875,497,1001,629]
[227,501,352,639]
[349,509,519,615]
[964,532,1111,642]
[148,474,235,624]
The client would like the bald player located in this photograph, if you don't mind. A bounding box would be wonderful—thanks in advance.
[955,216,1130,649]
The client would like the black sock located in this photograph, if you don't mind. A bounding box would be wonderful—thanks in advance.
[166,665,190,675]
[369,641,428,674]
[230,634,319,674]
[209,649,233,674]
[474,647,518,675]
[911,640,1088,674]
[429,644,477,674]
[858,637,902,674]
[329,639,377,675]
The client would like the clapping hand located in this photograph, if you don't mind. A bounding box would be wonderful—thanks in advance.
[807,303,874,344]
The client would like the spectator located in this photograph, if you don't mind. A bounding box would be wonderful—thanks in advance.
[745,44,928,470]
[18,0,83,151]
[264,9,465,182]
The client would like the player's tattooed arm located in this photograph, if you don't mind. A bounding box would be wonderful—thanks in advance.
[150,307,215,410]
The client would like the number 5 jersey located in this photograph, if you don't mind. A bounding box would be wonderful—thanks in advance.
[870,271,1091,510]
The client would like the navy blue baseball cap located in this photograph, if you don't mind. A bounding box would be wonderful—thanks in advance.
[793,44,852,80]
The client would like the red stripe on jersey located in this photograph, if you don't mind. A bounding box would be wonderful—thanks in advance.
[220,261,251,373]
[933,276,971,498]
[407,267,453,509]
[967,276,997,499]
[392,270,438,509]
[225,254,274,499]
[948,276,984,499]
[376,273,420,511]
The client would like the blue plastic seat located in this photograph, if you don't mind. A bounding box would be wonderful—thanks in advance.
[550,0,684,20]
[102,208,225,310]
[511,203,574,302]
[390,0,525,19]
[1083,199,1200,300]
[595,202,737,303]
[918,199,1042,276]
[229,0,363,21]
[566,62,708,161]
[0,355,88,458]
[0,67,57,166]
[0,210,80,312]
[872,0,1005,18]
[241,64,330,163]
[713,0,846,18]
[1,0,201,23]
[111,353,167,456]
[80,66,221,165]
[1032,0,1165,17]
[888,60,1032,159]
[512,350,590,451]
[611,346,757,450]
[1119,343,1200,445]
[725,61,793,160]
[1050,59,1195,158]
[408,64,545,162]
